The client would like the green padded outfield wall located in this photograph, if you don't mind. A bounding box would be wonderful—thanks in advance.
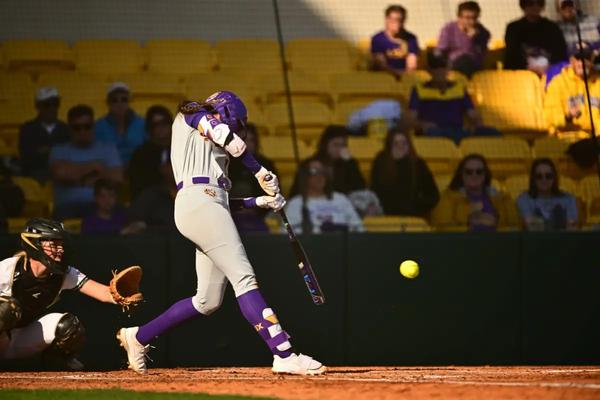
[0,232,598,369]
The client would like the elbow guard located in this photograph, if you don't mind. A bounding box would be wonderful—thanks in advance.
[199,115,231,146]
[224,133,247,157]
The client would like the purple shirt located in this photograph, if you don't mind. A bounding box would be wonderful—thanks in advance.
[466,191,498,232]
[408,81,474,128]
[371,30,419,71]
[437,21,490,67]
[81,208,127,234]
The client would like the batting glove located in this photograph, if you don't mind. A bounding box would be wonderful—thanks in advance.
[256,194,286,211]
[255,167,279,196]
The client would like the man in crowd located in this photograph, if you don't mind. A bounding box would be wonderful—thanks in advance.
[371,4,419,77]
[49,105,123,220]
[437,1,490,77]
[19,87,69,183]
[95,82,145,165]
[555,0,600,55]
[504,0,568,75]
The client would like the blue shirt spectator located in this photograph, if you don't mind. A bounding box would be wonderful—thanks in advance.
[49,105,123,220]
[19,87,69,183]
[95,82,146,164]
[371,5,419,76]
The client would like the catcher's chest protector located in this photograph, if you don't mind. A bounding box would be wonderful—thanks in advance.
[12,258,64,327]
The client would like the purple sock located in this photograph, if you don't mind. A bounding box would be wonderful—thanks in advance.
[237,289,293,358]
[136,297,200,345]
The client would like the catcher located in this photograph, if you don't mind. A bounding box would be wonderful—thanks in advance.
[0,218,142,370]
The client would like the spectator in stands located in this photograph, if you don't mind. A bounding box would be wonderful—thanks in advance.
[517,158,578,231]
[437,1,491,77]
[285,158,364,234]
[95,82,145,165]
[49,105,123,220]
[408,51,499,144]
[371,4,419,77]
[555,0,600,56]
[128,105,173,200]
[81,179,127,234]
[504,0,568,75]
[121,156,176,234]
[19,87,69,183]
[229,123,276,232]
[431,154,518,231]
[544,47,599,133]
[371,129,439,216]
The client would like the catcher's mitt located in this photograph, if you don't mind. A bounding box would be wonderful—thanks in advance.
[110,266,143,311]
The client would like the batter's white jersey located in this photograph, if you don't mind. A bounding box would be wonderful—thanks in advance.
[171,113,230,188]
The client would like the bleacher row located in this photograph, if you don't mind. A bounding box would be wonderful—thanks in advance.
[0,38,598,232]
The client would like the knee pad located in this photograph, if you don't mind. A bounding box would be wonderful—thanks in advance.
[192,294,223,316]
[52,313,86,356]
[0,296,22,333]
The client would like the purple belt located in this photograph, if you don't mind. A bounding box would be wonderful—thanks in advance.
[176,176,231,191]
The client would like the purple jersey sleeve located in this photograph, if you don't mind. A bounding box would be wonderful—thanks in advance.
[239,150,262,174]
[408,87,420,111]
[229,197,257,209]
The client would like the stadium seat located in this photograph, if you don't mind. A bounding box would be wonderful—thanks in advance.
[469,70,546,135]
[7,217,29,234]
[264,102,332,143]
[2,39,74,74]
[286,38,355,74]
[333,100,372,126]
[129,98,181,118]
[259,71,332,107]
[62,218,82,234]
[533,137,570,159]
[330,71,398,104]
[74,39,145,76]
[12,176,49,217]
[145,39,213,75]
[396,70,468,104]
[37,71,107,120]
[503,175,529,199]
[355,37,372,70]
[215,39,282,74]
[259,136,313,189]
[459,137,532,179]
[185,72,259,101]
[348,136,384,181]
[0,71,35,103]
[578,176,600,204]
[118,73,185,103]
[434,174,452,192]
[363,215,431,232]
[0,102,36,155]
[413,137,461,175]
[483,39,505,70]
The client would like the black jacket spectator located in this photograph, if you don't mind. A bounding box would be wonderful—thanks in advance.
[371,130,439,216]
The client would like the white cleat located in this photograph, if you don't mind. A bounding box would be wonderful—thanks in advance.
[117,327,149,374]
[272,353,327,376]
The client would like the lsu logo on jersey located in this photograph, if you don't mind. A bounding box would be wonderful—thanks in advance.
[204,188,217,197]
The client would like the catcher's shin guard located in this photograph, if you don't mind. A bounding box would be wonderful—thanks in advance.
[0,296,22,333]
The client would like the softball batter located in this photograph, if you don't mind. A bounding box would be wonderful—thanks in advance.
[118,91,325,375]
[0,218,125,370]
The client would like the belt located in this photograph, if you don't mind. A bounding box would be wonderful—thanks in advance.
[176,176,231,191]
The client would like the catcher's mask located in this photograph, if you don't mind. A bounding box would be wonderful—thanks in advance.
[20,218,69,275]
[204,91,248,136]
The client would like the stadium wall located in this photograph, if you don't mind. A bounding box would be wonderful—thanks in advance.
[1,0,599,44]
[0,232,599,370]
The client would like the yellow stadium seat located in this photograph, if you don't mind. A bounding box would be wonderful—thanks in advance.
[434,174,452,192]
[348,136,384,180]
[578,176,600,202]
[503,174,529,199]
[118,73,185,103]
[37,71,107,120]
[330,72,398,104]
[0,44,5,70]
[363,215,431,232]
[469,70,545,134]
[259,136,313,183]
[145,39,213,75]
[129,98,181,118]
[185,72,258,101]
[286,38,355,74]
[0,102,36,153]
[215,39,282,74]
[62,218,82,234]
[459,137,532,178]
[355,37,372,70]
[264,102,332,143]
[533,137,570,159]
[74,39,145,75]
[8,217,29,234]
[396,70,468,104]
[2,39,74,74]
[12,176,49,217]
[333,100,371,126]
[413,137,461,175]
[259,72,332,106]
[0,71,35,103]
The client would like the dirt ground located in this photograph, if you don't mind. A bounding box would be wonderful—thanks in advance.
[0,366,599,400]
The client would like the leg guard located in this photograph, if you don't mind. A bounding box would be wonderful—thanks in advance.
[52,313,86,356]
[0,296,22,333]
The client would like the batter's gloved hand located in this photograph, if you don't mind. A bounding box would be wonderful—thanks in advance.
[110,266,143,311]
[256,194,286,212]
[255,167,279,196]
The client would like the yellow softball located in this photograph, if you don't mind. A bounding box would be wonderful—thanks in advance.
[399,260,419,279]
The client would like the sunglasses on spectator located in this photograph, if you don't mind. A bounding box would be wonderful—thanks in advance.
[70,123,93,132]
[308,167,326,176]
[463,168,484,176]
[109,95,129,104]
[535,172,554,180]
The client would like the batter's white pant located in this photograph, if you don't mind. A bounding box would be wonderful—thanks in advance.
[0,313,64,360]
[174,185,259,315]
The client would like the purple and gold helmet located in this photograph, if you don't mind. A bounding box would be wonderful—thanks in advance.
[205,91,248,132]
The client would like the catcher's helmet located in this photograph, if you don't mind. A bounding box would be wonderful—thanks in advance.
[20,218,69,275]
[204,91,248,133]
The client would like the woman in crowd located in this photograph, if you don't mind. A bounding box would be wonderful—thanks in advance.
[516,158,578,231]
[431,154,518,231]
[285,158,364,234]
[371,129,439,216]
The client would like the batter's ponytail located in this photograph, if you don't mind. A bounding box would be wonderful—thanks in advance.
[179,100,215,115]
